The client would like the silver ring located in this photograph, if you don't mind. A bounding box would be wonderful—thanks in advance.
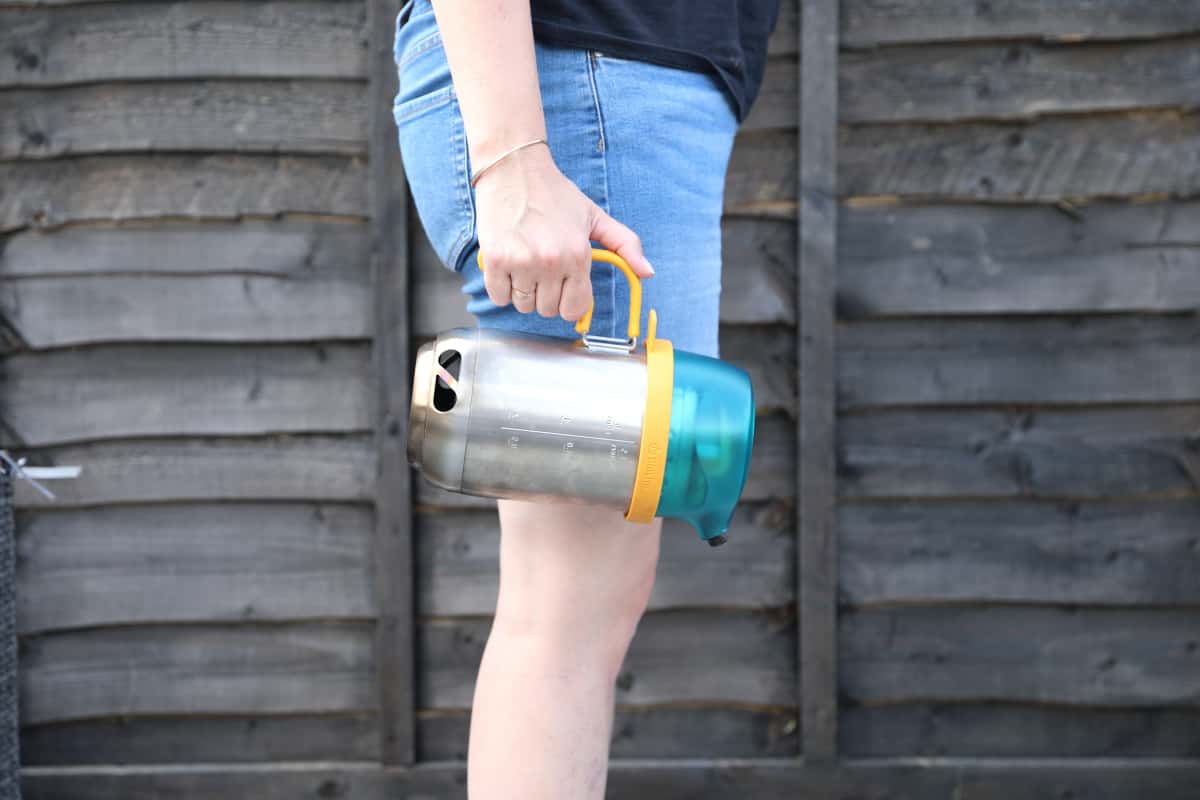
[512,287,534,299]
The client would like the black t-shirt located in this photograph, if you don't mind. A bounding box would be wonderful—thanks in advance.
[529,1,781,121]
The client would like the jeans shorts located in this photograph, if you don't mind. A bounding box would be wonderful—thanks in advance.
[393,0,738,357]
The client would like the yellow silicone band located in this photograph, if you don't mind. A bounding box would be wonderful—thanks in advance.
[625,309,673,523]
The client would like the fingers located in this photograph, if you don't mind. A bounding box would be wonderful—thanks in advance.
[510,279,537,314]
[536,275,565,318]
[483,263,512,307]
[589,207,655,278]
[558,274,592,322]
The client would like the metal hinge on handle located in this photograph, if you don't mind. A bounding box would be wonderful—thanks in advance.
[0,450,81,501]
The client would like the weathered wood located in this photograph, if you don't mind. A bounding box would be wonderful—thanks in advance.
[419,707,799,760]
[15,503,375,633]
[842,37,1200,123]
[0,220,369,278]
[2,344,371,446]
[0,81,366,159]
[20,623,374,725]
[839,405,1200,500]
[0,155,366,232]
[726,130,797,215]
[838,316,1200,409]
[768,0,797,55]
[840,499,1200,606]
[11,436,375,508]
[419,610,797,709]
[0,1,367,87]
[842,0,1200,47]
[842,607,1200,706]
[21,714,381,765]
[843,705,1200,758]
[1,274,371,348]
[839,201,1200,316]
[840,111,1200,201]
[415,503,794,615]
[742,57,798,132]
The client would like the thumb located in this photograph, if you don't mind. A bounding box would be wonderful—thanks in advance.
[589,206,654,279]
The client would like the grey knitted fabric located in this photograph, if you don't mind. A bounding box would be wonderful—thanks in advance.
[0,467,19,800]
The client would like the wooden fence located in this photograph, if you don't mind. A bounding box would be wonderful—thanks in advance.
[1,0,1197,796]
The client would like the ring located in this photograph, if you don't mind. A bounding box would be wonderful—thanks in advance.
[512,287,533,299]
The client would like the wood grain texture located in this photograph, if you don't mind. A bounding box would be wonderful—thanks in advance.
[0,81,366,159]
[419,610,797,709]
[840,499,1200,606]
[0,155,366,232]
[839,405,1200,500]
[838,316,1200,409]
[0,1,367,87]
[10,436,375,508]
[2,343,371,446]
[20,623,374,725]
[415,503,794,615]
[16,503,375,633]
[842,0,1200,47]
[0,220,369,278]
[842,607,1200,706]
[1,273,371,347]
[842,37,1200,123]
[842,704,1200,758]
[838,201,1200,316]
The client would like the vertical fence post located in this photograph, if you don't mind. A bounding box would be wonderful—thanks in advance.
[797,0,839,763]
[0,466,19,798]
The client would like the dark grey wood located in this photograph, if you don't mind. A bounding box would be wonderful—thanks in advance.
[11,436,375,508]
[838,316,1200,409]
[842,37,1200,123]
[21,714,381,765]
[839,201,1200,316]
[0,81,366,159]
[742,57,797,132]
[20,623,374,725]
[838,405,1200,500]
[842,0,1200,47]
[842,704,1200,757]
[15,503,375,633]
[418,610,797,709]
[841,607,1200,705]
[0,220,369,278]
[840,498,1200,606]
[839,111,1200,201]
[0,1,367,87]
[797,0,839,762]
[419,707,799,760]
[0,155,366,232]
[3,344,371,446]
[725,129,797,215]
[415,502,795,615]
[367,0,414,766]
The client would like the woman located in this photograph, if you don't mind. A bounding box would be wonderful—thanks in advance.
[393,1,779,796]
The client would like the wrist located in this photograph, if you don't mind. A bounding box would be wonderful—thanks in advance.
[471,138,555,190]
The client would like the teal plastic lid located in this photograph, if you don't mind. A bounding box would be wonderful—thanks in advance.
[654,351,756,544]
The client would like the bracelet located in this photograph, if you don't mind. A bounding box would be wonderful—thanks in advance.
[469,137,548,188]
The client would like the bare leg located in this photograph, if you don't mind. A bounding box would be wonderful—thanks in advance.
[467,499,661,800]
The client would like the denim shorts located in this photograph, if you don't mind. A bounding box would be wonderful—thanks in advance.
[393,0,738,357]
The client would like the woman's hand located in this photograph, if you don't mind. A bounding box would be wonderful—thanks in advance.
[474,142,654,321]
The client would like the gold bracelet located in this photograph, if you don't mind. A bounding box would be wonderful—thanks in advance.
[469,137,548,188]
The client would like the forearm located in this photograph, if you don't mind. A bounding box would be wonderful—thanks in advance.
[431,0,546,167]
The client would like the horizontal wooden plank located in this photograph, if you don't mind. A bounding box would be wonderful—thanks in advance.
[0,219,369,278]
[840,111,1200,201]
[0,1,366,88]
[419,706,799,760]
[842,607,1200,706]
[16,503,375,633]
[842,37,1200,123]
[839,201,1200,316]
[741,57,796,132]
[2,343,371,446]
[0,80,366,159]
[0,155,366,232]
[20,714,380,765]
[20,623,374,725]
[419,609,796,709]
[842,0,1200,47]
[416,502,794,616]
[11,436,375,508]
[838,316,1200,409]
[843,704,1200,757]
[767,0,797,55]
[839,405,1200,500]
[2,273,372,347]
[840,499,1200,607]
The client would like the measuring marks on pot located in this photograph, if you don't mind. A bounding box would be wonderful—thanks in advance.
[499,409,635,463]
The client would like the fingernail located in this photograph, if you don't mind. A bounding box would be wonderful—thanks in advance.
[644,259,655,275]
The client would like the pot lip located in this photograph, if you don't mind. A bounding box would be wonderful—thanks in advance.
[408,339,437,467]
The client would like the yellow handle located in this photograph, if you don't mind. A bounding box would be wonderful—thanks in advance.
[475,248,642,341]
